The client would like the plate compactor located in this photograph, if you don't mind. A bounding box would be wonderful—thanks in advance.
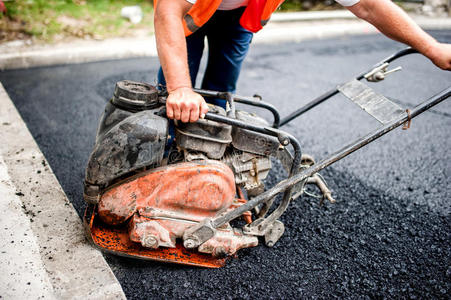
[83,48,450,268]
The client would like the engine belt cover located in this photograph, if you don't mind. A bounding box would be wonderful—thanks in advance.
[98,161,236,225]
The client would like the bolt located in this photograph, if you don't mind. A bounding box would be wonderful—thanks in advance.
[214,246,227,257]
[142,235,159,249]
[267,241,274,247]
[183,238,198,249]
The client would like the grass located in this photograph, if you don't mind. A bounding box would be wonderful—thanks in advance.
[0,0,154,43]
[280,0,341,12]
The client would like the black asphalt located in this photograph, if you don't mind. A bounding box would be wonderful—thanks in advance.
[1,31,450,299]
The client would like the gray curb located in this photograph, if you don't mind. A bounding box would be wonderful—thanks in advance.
[0,37,158,70]
[270,10,356,22]
[0,83,126,300]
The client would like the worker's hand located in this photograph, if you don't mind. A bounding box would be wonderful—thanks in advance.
[425,42,451,71]
[166,87,209,122]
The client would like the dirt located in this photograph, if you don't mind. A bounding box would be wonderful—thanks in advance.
[0,18,31,41]
[0,14,153,47]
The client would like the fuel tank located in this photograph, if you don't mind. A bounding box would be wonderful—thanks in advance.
[84,80,168,204]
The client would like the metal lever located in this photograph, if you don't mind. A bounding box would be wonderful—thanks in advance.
[364,63,402,82]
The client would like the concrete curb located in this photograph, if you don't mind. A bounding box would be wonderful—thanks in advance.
[254,12,451,44]
[0,12,450,69]
[0,37,158,70]
[0,83,126,299]
[270,10,356,22]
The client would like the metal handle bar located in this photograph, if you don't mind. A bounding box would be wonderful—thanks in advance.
[157,98,301,176]
[193,88,281,128]
[279,47,419,127]
[184,86,451,246]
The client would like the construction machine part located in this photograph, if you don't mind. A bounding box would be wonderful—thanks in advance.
[97,80,160,139]
[84,110,168,203]
[232,110,280,156]
[112,80,160,111]
[198,228,258,256]
[222,151,271,197]
[84,80,168,204]
[84,205,227,268]
[305,174,336,204]
[175,105,232,159]
[264,220,285,247]
[83,49,450,267]
[193,88,281,128]
[98,161,236,244]
[338,79,405,124]
[95,101,133,143]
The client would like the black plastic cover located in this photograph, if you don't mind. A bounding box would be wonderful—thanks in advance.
[112,80,159,111]
[85,110,168,188]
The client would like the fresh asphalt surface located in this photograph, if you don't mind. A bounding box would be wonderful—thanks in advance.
[1,31,450,298]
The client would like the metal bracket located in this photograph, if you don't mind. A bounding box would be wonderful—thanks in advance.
[338,79,406,125]
[264,220,285,247]
[182,218,216,249]
[364,62,402,82]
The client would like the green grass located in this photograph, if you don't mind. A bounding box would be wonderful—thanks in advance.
[1,0,154,42]
[279,0,341,11]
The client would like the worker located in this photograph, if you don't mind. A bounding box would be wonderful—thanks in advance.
[155,0,451,123]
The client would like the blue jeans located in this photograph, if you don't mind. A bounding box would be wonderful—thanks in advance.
[158,7,253,108]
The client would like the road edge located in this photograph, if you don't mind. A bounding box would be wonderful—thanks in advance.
[0,82,126,300]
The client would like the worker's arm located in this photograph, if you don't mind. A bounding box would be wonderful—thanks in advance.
[346,0,451,70]
[154,0,209,122]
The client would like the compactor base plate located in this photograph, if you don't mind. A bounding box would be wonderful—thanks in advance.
[84,205,227,268]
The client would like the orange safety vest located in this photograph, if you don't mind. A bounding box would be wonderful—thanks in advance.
[154,0,284,36]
